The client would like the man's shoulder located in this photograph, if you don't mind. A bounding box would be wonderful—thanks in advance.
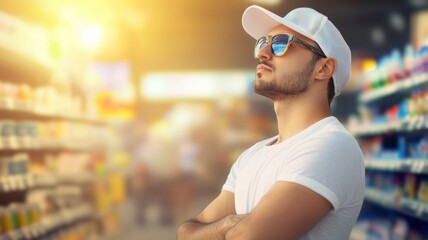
[306,117,358,145]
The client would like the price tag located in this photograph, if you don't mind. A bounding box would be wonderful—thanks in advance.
[408,117,418,131]
[15,175,24,190]
[425,115,428,129]
[4,98,14,109]
[26,174,34,188]
[416,203,424,216]
[417,161,425,173]
[9,176,17,191]
[422,161,428,174]
[2,177,11,192]
[0,177,5,192]
[416,116,425,130]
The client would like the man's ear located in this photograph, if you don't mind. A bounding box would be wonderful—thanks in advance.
[315,58,336,81]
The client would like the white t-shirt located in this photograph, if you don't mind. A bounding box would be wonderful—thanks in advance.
[222,116,365,240]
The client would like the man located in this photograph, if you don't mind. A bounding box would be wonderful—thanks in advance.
[177,5,365,240]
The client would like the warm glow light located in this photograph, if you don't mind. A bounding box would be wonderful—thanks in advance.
[140,71,254,100]
[251,0,282,6]
[362,59,377,72]
[80,24,103,51]
[60,7,77,21]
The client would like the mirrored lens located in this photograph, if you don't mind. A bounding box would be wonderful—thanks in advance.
[254,37,267,57]
[271,34,290,56]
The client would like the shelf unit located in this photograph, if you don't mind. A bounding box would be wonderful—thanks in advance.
[364,188,428,222]
[0,11,128,240]
[0,172,95,193]
[0,98,105,125]
[350,115,428,137]
[351,54,428,238]
[365,159,428,174]
[0,203,96,240]
[359,72,428,104]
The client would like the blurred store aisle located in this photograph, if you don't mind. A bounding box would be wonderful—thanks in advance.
[114,191,214,240]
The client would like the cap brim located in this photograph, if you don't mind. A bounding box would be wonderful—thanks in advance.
[242,5,285,40]
[242,5,315,42]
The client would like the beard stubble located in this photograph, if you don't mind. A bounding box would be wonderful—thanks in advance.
[253,58,317,101]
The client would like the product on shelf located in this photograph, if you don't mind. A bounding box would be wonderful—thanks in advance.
[412,46,428,75]
[0,153,30,192]
[403,44,415,78]
[365,168,428,221]
[417,180,428,204]
[352,216,413,240]
[362,43,428,94]
[0,80,98,121]
[0,197,101,240]
[403,174,416,199]
[0,203,43,240]
[0,120,110,151]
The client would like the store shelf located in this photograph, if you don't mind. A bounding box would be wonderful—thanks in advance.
[365,159,428,174]
[350,120,403,136]
[0,172,95,193]
[0,174,33,192]
[0,140,107,152]
[0,12,127,240]
[0,98,105,125]
[359,72,428,104]
[41,204,94,232]
[350,115,428,136]
[365,188,428,222]
[0,45,54,86]
[0,168,130,193]
[4,204,96,239]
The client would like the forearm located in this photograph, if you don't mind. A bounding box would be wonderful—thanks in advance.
[224,221,249,240]
[177,214,247,240]
[225,217,263,240]
[177,218,229,240]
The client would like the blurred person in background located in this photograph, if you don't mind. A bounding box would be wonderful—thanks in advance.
[132,119,179,225]
[172,130,199,222]
[178,5,365,240]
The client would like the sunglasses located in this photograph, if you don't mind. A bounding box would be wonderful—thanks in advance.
[254,33,327,58]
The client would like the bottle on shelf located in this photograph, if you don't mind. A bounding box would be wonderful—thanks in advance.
[403,44,415,79]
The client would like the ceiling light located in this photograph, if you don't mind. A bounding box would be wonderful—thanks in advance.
[370,27,385,45]
[80,24,103,51]
[408,0,428,8]
[389,12,405,32]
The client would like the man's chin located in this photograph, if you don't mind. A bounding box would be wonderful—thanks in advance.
[253,86,277,100]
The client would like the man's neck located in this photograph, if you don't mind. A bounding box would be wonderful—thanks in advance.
[273,96,330,144]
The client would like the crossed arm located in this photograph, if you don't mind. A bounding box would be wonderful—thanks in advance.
[176,191,243,240]
[177,181,333,240]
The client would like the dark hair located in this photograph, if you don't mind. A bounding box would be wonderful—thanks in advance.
[310,54,335,107]
[327,77,335,106]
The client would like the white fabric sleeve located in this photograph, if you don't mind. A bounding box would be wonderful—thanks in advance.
[222,160,238,193]
[277,133,363,211]
[222,136,279,194]
[221,146,254,193]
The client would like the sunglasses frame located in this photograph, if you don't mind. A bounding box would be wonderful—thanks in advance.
[255,33,327,58]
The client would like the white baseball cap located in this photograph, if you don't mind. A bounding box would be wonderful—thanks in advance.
[242,5,351,96]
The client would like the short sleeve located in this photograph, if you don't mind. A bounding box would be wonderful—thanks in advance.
[222,160,238,193]
[277,133,364,211]
[222,136,282,193]
[221,146,256,193]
